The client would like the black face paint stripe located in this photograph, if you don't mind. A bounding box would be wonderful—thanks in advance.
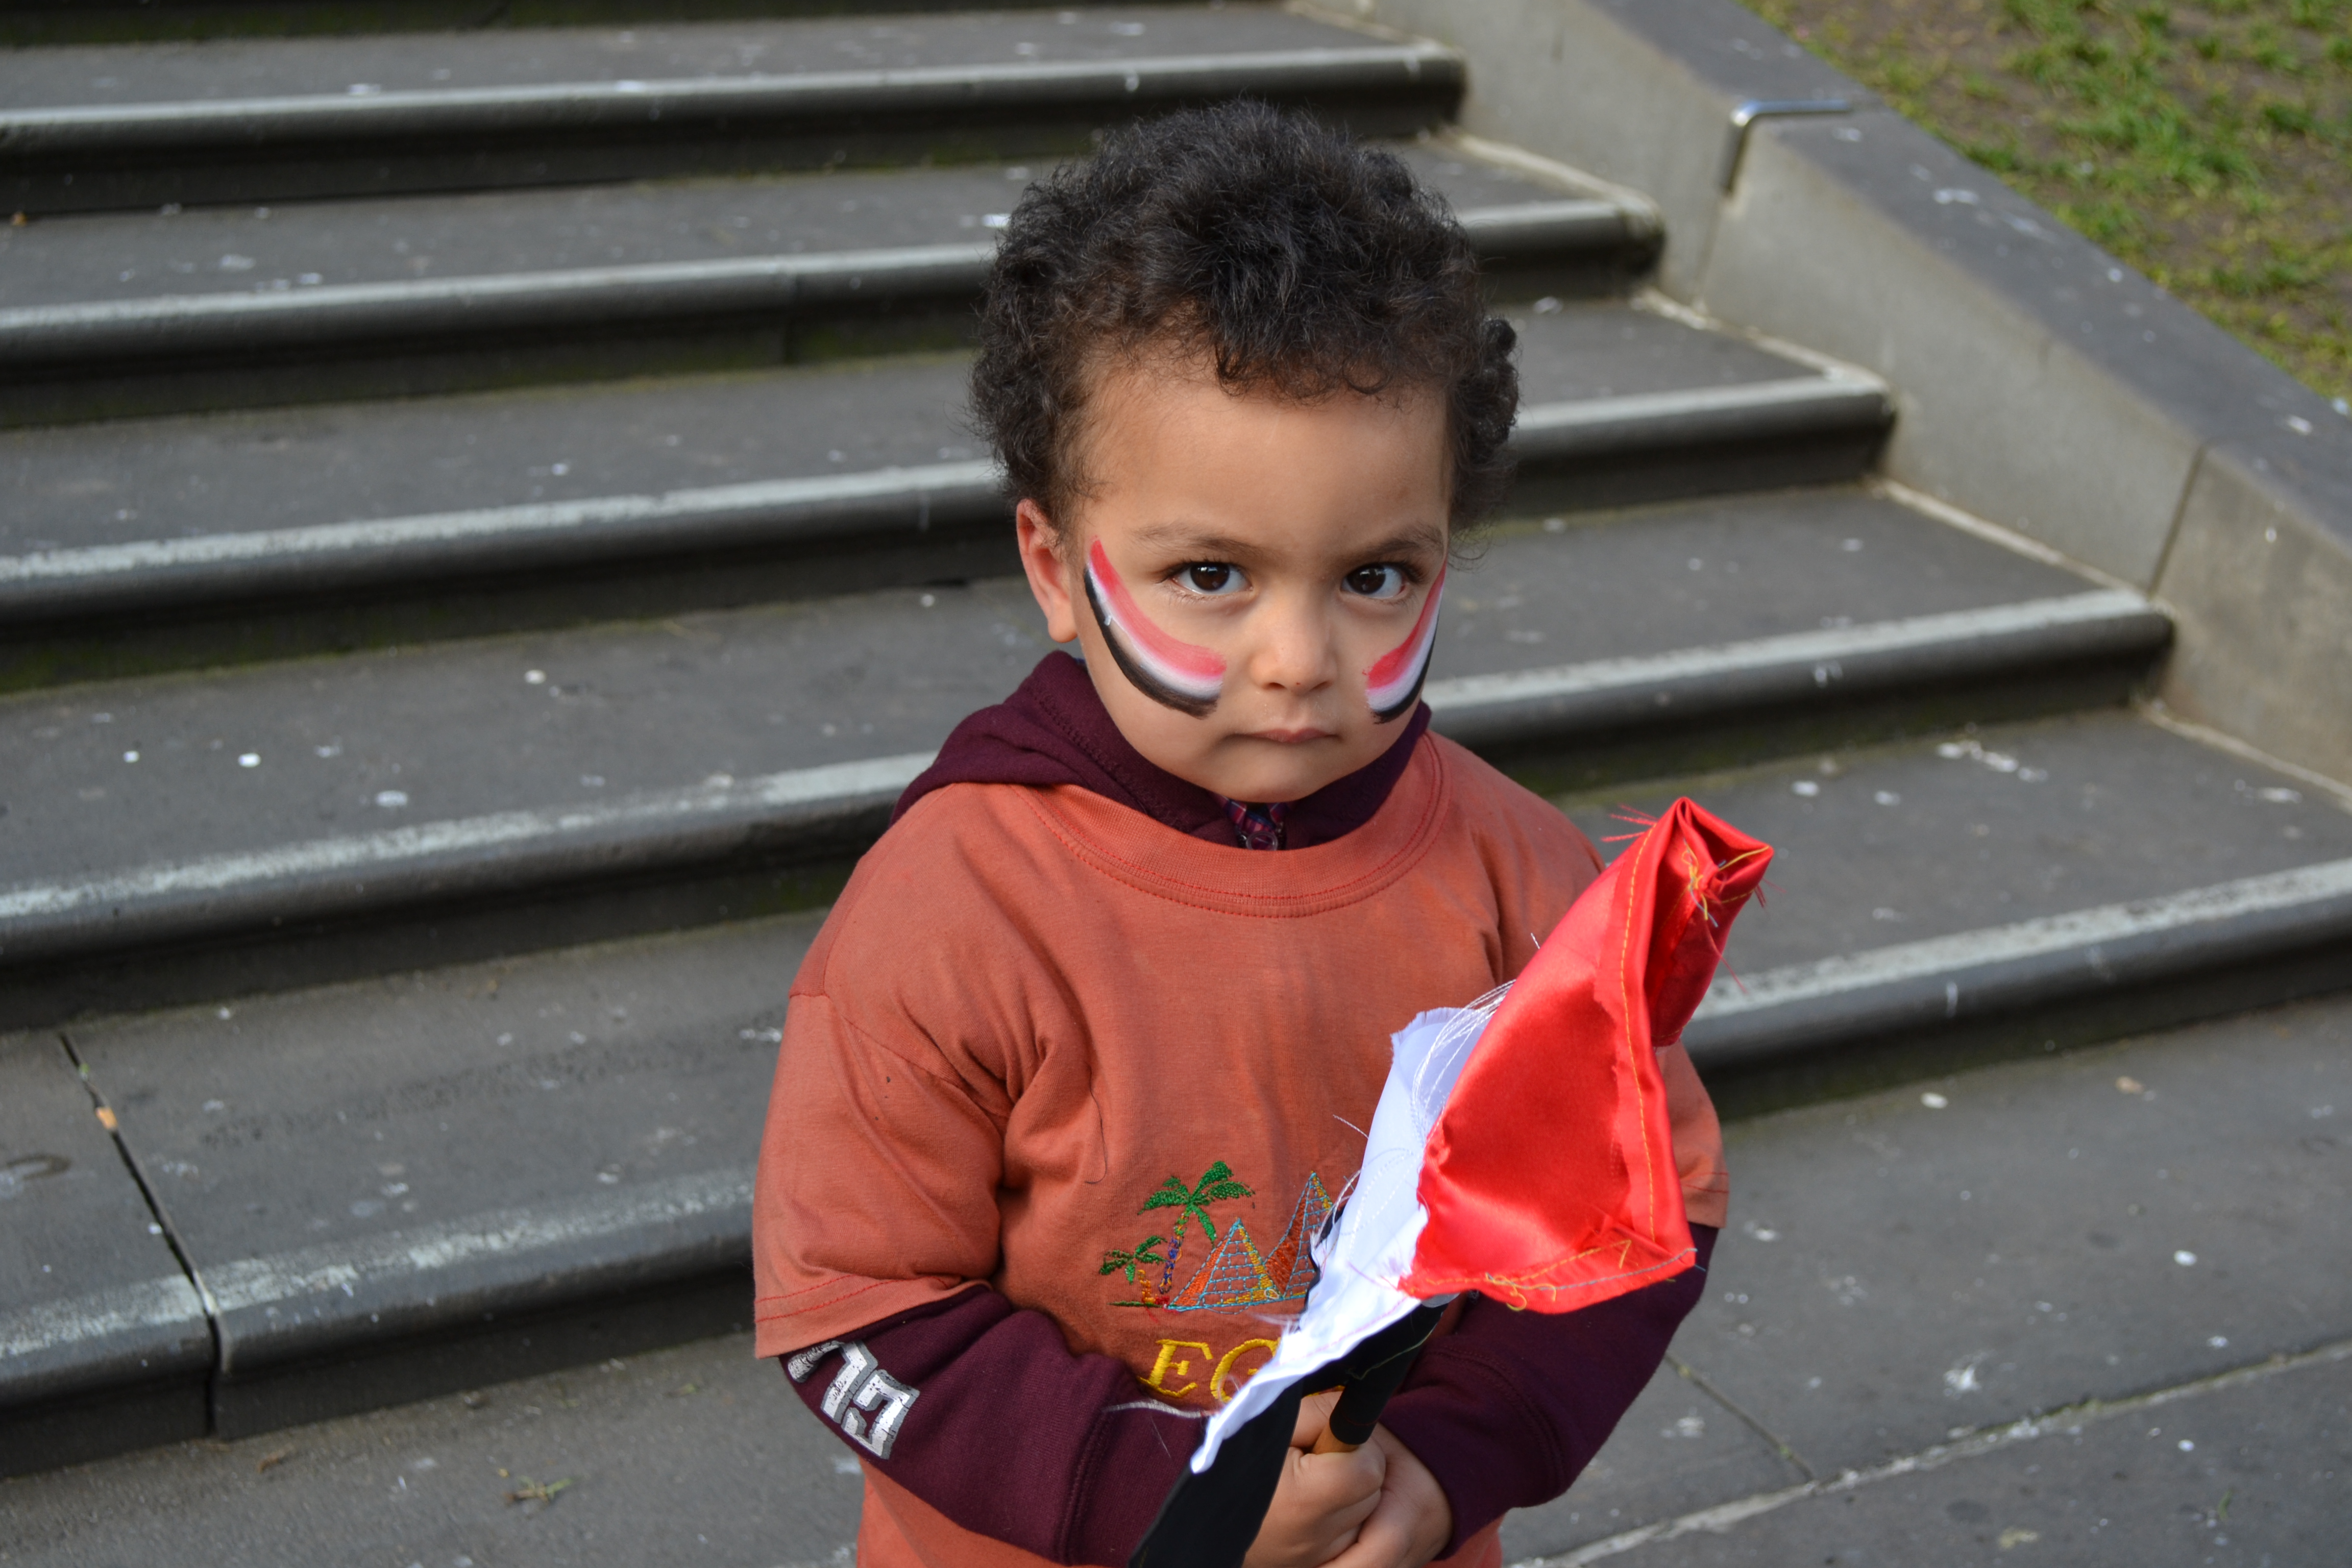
[1084,566,1219,718]
[1371,658,1432,725]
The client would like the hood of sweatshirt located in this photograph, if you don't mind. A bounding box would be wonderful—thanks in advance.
[891,650,1431,849]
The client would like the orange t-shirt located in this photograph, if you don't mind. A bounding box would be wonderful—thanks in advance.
[753,733,1729,1566]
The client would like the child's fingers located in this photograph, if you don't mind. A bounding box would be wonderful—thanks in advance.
[1300,1450,1386,1523]
[1289,1443,1385,1531]
[1243,1436,1387,1567]
[1290,1388,1342,1449]
[1318,1428,1452,1568]
[1287,1453,1383,1561]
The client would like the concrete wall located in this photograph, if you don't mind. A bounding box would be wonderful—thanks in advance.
[1334,0,2352,782]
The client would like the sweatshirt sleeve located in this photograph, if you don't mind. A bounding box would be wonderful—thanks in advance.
[1378,1224,1718,1556]
[781,1287,1202,1564]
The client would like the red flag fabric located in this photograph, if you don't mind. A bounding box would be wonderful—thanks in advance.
[1400,798,1771,1311]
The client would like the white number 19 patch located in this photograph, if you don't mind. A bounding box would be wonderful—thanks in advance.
[786,1339,920,1460]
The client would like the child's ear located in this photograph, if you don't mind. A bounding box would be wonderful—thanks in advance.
[1015,498,1083,646]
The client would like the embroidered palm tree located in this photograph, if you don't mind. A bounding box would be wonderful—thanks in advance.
[1099,1236,1166,1303]
[1142,1161,1254,1297]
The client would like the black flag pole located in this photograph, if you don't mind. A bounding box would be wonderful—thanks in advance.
[1128,1300,1449,1568]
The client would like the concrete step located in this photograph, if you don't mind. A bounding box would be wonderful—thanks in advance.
[0,485,2160,1026]
[6,880,2342,1493]
[0,140,1647,424]
[12,912,818,1463]
[0,302,1885,685]
[0,1031,212,1478]
[0,5,1461,214]
[0,915,801,1476]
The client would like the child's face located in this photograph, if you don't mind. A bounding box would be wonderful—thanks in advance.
[1016,356,1452,805]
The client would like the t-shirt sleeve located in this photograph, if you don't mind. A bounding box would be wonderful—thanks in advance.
[752,971,1020,1350]
[752,834,1199,1563]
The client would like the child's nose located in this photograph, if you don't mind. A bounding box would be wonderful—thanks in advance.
[1244,597,1339,693]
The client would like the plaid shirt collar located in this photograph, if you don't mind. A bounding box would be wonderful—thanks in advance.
[1219,797,1290,851]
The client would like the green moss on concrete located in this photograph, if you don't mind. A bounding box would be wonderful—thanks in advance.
[1748,0,2352,406]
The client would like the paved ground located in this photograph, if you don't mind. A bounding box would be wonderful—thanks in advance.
[1572,1344,2352,1568]
[6,993,2346,1567]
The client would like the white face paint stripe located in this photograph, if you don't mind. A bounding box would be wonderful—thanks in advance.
[1083,539,1226,710]
[1365,569,1446,720]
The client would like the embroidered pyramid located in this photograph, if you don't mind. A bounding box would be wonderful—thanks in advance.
[1258,1173,1333,1301]
[1163,1220,1279,1311]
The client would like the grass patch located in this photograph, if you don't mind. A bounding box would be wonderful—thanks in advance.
[1746,0,2352,404]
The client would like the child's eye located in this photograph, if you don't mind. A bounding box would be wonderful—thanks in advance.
[1343,564,1410,601]
[1181,562,1244,596]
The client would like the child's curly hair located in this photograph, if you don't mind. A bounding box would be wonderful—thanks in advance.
[971,100,1518,535]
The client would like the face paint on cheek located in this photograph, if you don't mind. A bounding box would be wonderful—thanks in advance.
[1083,540,1228,718]
[1364,567,1446,724]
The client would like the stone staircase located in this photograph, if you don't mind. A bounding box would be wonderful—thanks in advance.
[4,1,2348,1484]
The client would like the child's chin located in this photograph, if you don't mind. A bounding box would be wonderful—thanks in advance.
[1197,737,1368,803]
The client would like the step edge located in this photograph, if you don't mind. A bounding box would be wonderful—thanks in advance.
[1685,855,2352,1070]
[1426,589,2167,746]
[1511,374,1891,459]
[0,198,1624,363]
[200,1163,752,1379]
[0,1269,211,1411]
[0,242,996,362]
[0,380,1883,620]
[0,594,2166,964]
[0,461,1007,617]
[0,42,1466,152]
[0,751,933,963]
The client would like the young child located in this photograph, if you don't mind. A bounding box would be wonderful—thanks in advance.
[752,103,1729,1568]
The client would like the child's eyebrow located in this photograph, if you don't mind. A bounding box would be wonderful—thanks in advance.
[1127,524,1264,559]
[1129,523,1449,561]
[1348,525,1452,560]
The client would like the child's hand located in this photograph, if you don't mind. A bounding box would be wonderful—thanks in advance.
[1241,1391,1387,1568]
[1318,1424,1453,1568]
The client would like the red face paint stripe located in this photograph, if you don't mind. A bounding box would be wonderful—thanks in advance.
[1085,541,1227,702]
[1365,568,1446,720]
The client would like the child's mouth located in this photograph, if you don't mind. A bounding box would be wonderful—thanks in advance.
[1250,727,1335,745]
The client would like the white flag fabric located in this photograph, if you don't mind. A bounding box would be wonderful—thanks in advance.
[1189,991,1504,1471]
